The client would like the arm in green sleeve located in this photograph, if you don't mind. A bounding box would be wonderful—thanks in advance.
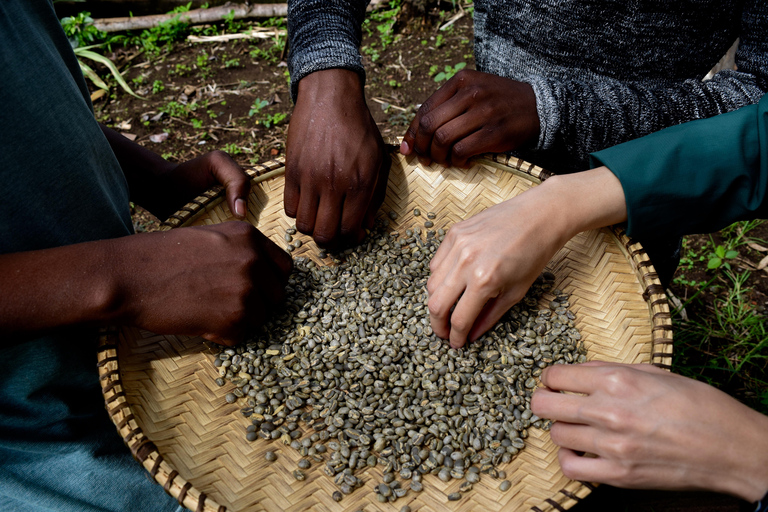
[590,94,768,240]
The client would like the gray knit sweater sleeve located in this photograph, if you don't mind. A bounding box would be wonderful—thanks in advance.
[517,0,768,172]
[287,0,369,101]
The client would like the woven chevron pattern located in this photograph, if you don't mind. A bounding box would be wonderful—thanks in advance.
[99,151,672,512]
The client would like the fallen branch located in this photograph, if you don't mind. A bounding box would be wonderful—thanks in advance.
[94,4,287,33]
[93,0,390,33]
[187,26,285,43]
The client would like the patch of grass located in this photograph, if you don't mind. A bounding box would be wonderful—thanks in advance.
[159,100,194,118]
[169,63,192,77]
[673,268,768,414]
[363,0,401,50]
[224,57,242,69]
[151,80,165,94]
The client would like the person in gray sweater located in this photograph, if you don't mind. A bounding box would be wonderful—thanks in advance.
[284,0,767,285]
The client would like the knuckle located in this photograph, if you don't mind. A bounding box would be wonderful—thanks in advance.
[602,367,632,395]
[602,435,638,460]
[433,128,452,148]
[557,452,581,480]
[454,69,470,85]
[596,406,631,433]
[472,266,496,289]
[419,112,437,134]
[450,317,471,336]
[427,295,445,319]
[457,243,478,265]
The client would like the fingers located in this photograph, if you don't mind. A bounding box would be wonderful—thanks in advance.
[252,227,293,278]
[539,363,606,395]
[315,193,346,247]
[294,189,321,235]
[549,421,598,455]
[283,169,301,219]
[446,286,497,348]
[208,151,250,219]
[467,290,521,342]
[363,153,391,231]
[557,447,613,484]
[402,79,460,165]
[531,387,587,424]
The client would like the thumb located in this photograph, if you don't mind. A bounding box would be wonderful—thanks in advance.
[209,151,251,219]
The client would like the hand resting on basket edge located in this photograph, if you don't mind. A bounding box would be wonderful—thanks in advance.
[532,361,768,502]
[0,132,293,347]
[400,69,540,168]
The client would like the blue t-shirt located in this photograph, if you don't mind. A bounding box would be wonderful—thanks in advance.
[0,1,180,510]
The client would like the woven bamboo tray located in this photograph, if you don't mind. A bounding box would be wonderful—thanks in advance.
[98,150,673,512]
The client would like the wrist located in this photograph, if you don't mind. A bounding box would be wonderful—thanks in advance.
[722,409,768,503]
[296,68,365,106]
[540,167,627,236]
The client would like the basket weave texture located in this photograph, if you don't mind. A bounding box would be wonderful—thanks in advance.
[98,151,672,512]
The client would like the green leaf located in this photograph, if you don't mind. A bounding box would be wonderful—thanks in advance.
[454,62,467,72]
[75,48,143,99]
[78,59,109,91]
[715,245,726,258]
[707,257,722,270]
[434,72,447,82]
[725,250,739,259]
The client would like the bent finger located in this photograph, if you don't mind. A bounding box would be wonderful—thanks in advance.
[549,421,600,454]
[313,193,345,247]
[557,447,615,485]
[531,387,589,424]
[428,274,466,341]
[467,289,523,342]
[211,155,251,219]
[294,189,321,236]
[447,285,498,349]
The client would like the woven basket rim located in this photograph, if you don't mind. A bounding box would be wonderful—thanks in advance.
[98,152,673,512]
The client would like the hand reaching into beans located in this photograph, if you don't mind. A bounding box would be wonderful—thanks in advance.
[400,69,540,168]
[285,69,389,248]
[427,167,626,348]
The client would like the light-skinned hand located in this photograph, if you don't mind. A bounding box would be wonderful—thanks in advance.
[531,361,768,502]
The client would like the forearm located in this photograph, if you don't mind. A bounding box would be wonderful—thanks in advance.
[590,94,768,240]
[536,166,628,244]
[0,239,124,336]
[101,124,232,220]
[528,71,766,172]
[287,0,369,101]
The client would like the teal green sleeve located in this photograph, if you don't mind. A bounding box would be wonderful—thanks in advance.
[589,94,768,240]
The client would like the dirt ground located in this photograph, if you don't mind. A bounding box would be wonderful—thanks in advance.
[90,9,764,511]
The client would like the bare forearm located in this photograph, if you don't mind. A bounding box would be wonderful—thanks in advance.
[534,165,628,245]
[99,124,189,219]
[0,239,122,336]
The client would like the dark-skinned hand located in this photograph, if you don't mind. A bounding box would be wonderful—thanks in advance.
[285,69,389,248]
[113,222,292,346]
[400,69,539,167]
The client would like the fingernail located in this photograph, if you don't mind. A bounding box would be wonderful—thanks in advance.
[400,140,410,154]
[235,198,246,218]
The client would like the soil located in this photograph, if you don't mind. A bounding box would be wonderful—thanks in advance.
[90,8,765,511]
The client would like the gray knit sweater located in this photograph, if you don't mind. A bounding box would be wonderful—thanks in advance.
[287,0,768,172]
